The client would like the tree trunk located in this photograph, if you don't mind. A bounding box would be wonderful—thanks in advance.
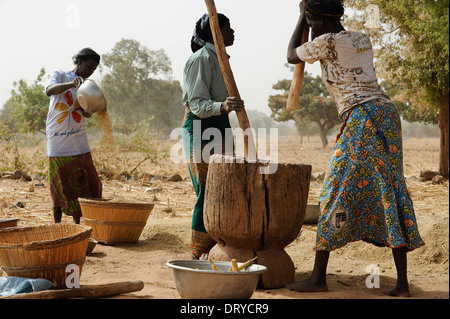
[204,154,312,288]
[439,91,449,179]
[318,124,328,149]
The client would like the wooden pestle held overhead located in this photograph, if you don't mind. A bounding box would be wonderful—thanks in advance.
[287,23,310,111]
[204,0,257,161]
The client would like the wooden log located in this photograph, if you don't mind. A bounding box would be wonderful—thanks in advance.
[205,155,311,247]
[1,280,144,299]
[204,0,257,160]
[286,25,310,111]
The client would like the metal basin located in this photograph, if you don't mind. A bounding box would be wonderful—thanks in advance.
[77,79,107,114]
[166,259,267,299]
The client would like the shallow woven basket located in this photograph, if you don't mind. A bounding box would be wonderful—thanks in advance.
[0,224,92,287]
[0,218,19,229]
[79,198,154,245]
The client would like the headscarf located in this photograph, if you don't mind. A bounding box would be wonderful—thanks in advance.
[190,13,230,53]
[304,0,344,19]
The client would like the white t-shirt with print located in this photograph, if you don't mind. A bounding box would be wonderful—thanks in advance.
[296,31,391,116]
[46,70,90,157]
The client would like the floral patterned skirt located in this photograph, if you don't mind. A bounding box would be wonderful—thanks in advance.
[315,100,425,251]
[49,152,102,218]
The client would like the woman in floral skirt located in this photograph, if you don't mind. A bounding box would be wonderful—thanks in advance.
[287,0,424,297]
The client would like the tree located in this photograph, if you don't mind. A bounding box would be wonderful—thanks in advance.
[268,71,340,149]
[345,0,449,178]
[100,39,184,134]
[1,68,49,135]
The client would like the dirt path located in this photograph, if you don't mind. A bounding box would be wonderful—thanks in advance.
[0,138,448,299]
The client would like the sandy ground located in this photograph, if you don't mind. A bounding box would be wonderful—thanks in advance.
[0,137,448,300]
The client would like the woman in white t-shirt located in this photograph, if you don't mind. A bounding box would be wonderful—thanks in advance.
[45,48,102,224]
[286,0,424,297]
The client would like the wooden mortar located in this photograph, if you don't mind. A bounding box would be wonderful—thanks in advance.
[204,155,312,288]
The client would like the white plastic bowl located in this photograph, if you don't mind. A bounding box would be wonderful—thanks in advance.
[166,260,267,299]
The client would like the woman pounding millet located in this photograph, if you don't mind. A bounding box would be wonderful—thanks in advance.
[45,48,102,224]
[182,13,245,259]
[286,0,424,297]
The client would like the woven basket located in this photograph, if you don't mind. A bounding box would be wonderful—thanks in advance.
[0,218,19,229]
[79,198,154,245]
[0,224,92,287]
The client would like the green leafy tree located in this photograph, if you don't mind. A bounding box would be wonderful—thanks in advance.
[2,68,49,135]
[100,39,184,134]
[0,118,26,171]
[345,0,449,177]
[268,71,340,149]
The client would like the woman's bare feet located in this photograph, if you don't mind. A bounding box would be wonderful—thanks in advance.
[287,276,328,293]
[384,286,412,297]
[389,247,411,297]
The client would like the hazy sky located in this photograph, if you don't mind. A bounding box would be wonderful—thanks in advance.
[0,0,322,116]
